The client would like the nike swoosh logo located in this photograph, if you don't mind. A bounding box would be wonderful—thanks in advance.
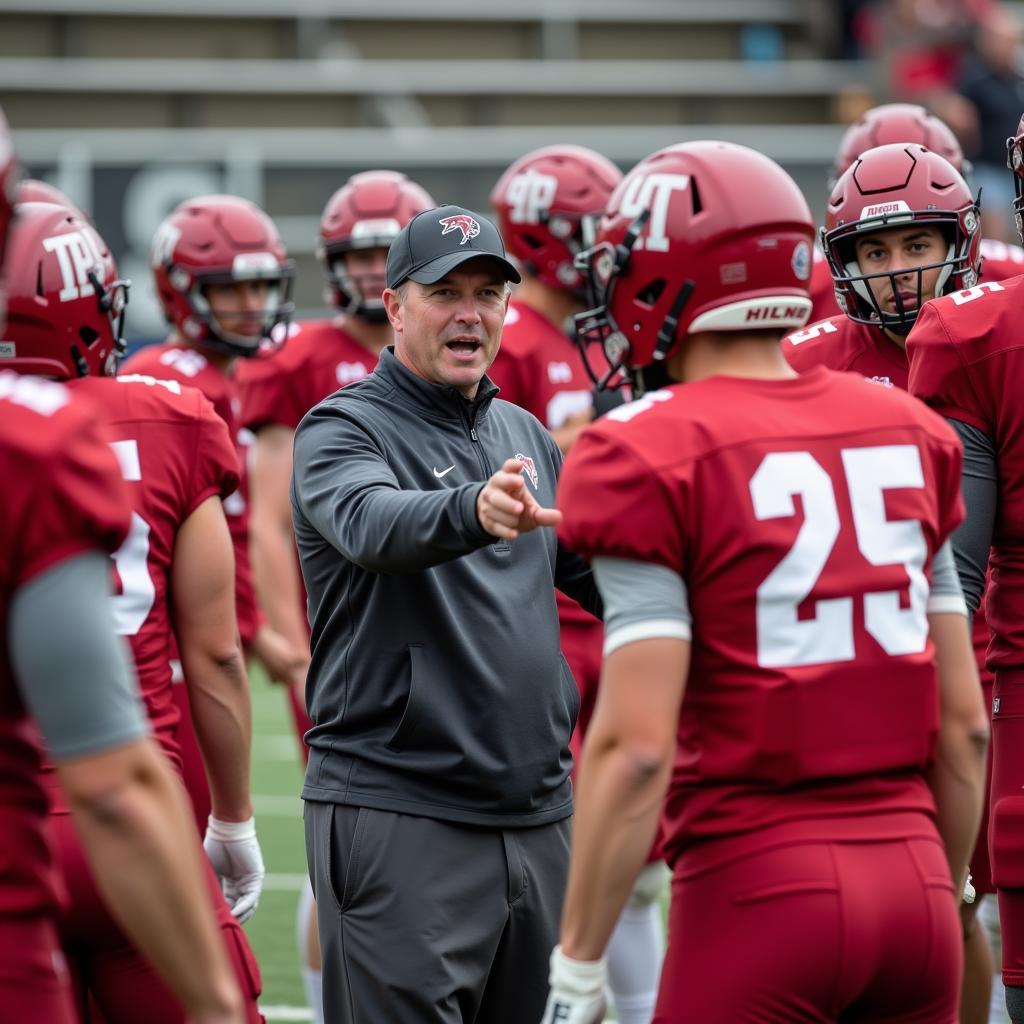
[433,465,456,479]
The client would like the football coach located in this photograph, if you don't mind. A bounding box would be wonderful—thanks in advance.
[291,204,602,1022]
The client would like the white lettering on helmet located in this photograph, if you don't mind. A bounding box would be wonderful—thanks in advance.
[618,173,691,253]
[42,228,105,302]
[505,170,558,224]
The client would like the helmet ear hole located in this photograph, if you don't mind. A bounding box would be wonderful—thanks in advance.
[636,279,666,308]
[79,325,99,348]
[690,179,703,215]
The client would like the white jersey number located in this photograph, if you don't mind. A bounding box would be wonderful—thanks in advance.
[751,446,929,668]
[108,439,156,636]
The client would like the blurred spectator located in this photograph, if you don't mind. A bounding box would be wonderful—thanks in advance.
[859,0,994,100]
[958,7,1024,240]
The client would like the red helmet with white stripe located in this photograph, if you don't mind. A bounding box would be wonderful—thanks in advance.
[575,141,814,390]
[490,145,622,295]
[318,171,434,321]
[151,194,295,357]
[2,201,128,379]
[823,143,980,334]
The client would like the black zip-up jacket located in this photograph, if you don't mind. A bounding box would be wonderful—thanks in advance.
[291,348,601,826]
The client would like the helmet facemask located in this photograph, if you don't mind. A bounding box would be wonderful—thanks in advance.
[823,207,978,335]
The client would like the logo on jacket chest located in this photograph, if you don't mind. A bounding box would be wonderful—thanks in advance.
[514,452,539,489]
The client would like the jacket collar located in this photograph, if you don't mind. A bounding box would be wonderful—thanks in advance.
[375,346,499,422]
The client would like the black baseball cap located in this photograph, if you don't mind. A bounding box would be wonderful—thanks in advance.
[385,204,521,289]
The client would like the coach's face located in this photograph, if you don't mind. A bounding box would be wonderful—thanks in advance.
[384,258,509,400]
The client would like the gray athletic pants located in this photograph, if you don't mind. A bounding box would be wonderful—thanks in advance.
[304,801,571,1023]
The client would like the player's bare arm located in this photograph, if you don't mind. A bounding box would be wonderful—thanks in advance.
[173,494,266,923]
[927,611,990,892]
[248,423,311,688]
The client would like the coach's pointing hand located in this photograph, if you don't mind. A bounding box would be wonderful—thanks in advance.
[477,458,563,540]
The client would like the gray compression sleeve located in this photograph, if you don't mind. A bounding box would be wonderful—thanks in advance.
[592,556,691,655]
[947,418,998,614]
[9,552,149,760]
[928,540,967,616]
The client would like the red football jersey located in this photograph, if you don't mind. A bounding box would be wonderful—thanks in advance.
[808,236,1024,326]
[909,275,1024,670]
[558,367,964,865]
[120,343,260,645]
[236,319,379,432]
[782,314,908,389]
[489,299,601,630]
[70,374,239,763]
[0,373,131,914]
[783,309,995,691]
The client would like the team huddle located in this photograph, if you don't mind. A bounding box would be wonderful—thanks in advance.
[0,95,1020,1024]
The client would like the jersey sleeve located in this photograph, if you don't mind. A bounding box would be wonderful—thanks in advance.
[908,302,989,435]
[16,402,132,587]
[187,391,241,517]
[557,425,685,572]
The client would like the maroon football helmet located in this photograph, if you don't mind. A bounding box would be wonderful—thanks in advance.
[833,103,966,185]
[151,194,295,357]
[823,143,980,334]
[490,145,622,296]
[16,178,82,214]
[2,201,129,379]
[574,141,814,391]
[319,170,434,321]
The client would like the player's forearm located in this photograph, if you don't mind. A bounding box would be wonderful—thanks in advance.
[927,612,990,888]
[560,736,670,962]
[929,730,988,890]
[184,649,254,822]
[58,741,241,1017]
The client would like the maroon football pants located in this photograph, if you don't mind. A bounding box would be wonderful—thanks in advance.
[50,813,264,1023]
[656,834,961,1023]
[0,915,77,1023]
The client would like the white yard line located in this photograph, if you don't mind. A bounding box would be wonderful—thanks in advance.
[259,1007,313,1022]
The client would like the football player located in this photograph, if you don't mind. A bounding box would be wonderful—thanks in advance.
[490,145,665,1024]
[908,112,1024,1024]
[809,103,1024,323]
[4,200,266,1022]
[235,170,432,1021]
[121,193,305,827]
[0,112,245,1024]
[783,141,999,1024]
[543,140,988,1023]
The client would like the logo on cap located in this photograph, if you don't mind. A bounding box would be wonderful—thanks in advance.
[439,214,480,246]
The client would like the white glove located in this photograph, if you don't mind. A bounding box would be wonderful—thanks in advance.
[963,872,977,905]
[540,945,607,1024]
[203,815,265,924]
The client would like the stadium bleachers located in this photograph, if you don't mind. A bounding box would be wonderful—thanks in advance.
[0,0,855,333]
